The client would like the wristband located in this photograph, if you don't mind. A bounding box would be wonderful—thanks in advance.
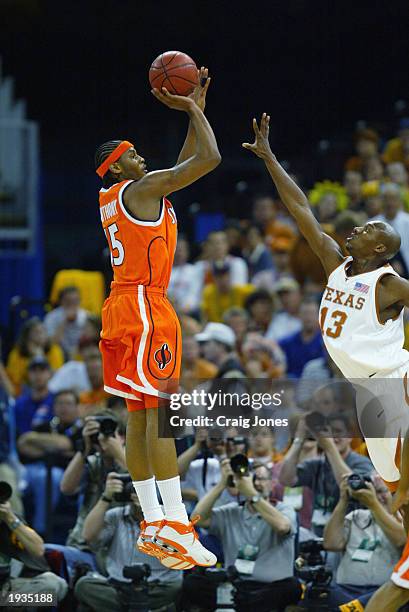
[101,495,112,503]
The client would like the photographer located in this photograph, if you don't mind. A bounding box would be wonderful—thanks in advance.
[323,473,405,609]
[188,459,302,611]
[17,389,82,534]
[179,428,237,509]
[74,472,182,612]
[0,484,68,604]
[279,415,373,535]
[61,411,127,547]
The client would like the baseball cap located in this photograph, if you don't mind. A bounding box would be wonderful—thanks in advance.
[195,322,236,348]
[28,356,51,370]
[273,277,300,293]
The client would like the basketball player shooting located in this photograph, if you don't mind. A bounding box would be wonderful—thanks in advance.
[95,69,220,570]
[243,113,409,608]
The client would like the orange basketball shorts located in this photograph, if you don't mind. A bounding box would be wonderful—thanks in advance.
[392,534,409,589]
[100,285,181,410]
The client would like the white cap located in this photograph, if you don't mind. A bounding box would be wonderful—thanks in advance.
[195,322,236,348]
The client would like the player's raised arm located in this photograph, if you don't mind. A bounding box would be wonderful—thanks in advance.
[243,113,344,277]
[129,88,220,203]
[176,67,211,165]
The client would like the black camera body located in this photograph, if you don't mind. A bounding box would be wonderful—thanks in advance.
[200,566,239,583]
[0,481,12,504]
[114,474,134,502]
[305,411,327,433]
[114,564,151,612]
[228,453,249,487]
[347,473,372,491]
[296,540,332,610]
[123,564,151,582]
[90,415,118,444]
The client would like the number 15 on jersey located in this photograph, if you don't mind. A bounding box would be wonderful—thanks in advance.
[105,223,125,266]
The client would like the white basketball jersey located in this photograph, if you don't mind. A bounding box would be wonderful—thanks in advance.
[319,257,409,378]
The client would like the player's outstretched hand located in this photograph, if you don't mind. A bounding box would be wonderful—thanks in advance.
[242,113,273,160]
[189,67,211,112]
[151,87,195,112]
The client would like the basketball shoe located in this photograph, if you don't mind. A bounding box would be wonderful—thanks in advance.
[137,520,194,570]
[150,516,217,568]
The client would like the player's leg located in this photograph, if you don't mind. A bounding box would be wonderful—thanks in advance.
[392,427,409,521]
[367,533,409,610]
[144,401,216,567]
[126,399,165,559]
[365,582,409,612]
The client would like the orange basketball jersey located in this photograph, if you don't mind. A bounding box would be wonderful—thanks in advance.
[98,180,181,403]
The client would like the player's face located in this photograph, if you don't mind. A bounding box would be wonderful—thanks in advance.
[118,147,147,180]
[345,222,385,258]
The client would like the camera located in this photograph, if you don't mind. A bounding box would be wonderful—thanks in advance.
[113,474,134,502]
[0,481,12,504]
[296,540,332,610]
[114,564,151,612]
[228,453,249,487]
[305,411,328,434]
[90,415,118,444]
[347,473,372,491]
[123,564,151,582]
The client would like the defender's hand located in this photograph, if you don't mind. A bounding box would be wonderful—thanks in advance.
[189,67,211,112]
[152,87,196,112]
[242,113,273,160]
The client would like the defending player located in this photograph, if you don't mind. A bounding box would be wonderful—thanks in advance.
[95,70,220,569]
[243,113,409,609]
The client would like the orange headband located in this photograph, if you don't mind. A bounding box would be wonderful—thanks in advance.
[96,140,134,178]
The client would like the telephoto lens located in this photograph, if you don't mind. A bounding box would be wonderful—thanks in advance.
[228,454,249,487]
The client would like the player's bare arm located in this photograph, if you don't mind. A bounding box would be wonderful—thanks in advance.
[176,67,211,165]
[124,88,220,220]
[377,275,409,322]
[243,113,344,277]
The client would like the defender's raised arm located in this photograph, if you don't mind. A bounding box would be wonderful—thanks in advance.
[243,113,343,278]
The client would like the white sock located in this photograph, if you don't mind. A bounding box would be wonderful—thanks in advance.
[157,475,189,524]
[132,477,164,529]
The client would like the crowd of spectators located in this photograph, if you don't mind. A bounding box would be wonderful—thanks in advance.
[1,119,409,610]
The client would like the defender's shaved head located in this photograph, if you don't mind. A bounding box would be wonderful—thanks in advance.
[375,222,401,260]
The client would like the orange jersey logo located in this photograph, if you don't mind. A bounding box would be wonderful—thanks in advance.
[99,180,177,288]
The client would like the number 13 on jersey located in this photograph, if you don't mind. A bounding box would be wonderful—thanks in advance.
[320,307,348,339]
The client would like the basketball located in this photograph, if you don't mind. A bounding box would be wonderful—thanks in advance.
[149,51,198,96]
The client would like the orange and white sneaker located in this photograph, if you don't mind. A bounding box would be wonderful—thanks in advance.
[151,516,217,568]
[137,520,163,557]
[137,520,194,570]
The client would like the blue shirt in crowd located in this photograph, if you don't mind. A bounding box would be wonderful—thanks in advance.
[0,388,10,461]
[279,330,324,378]
[15,391,54,435]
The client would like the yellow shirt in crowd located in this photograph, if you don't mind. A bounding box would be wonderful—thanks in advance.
[201,284,255,323]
